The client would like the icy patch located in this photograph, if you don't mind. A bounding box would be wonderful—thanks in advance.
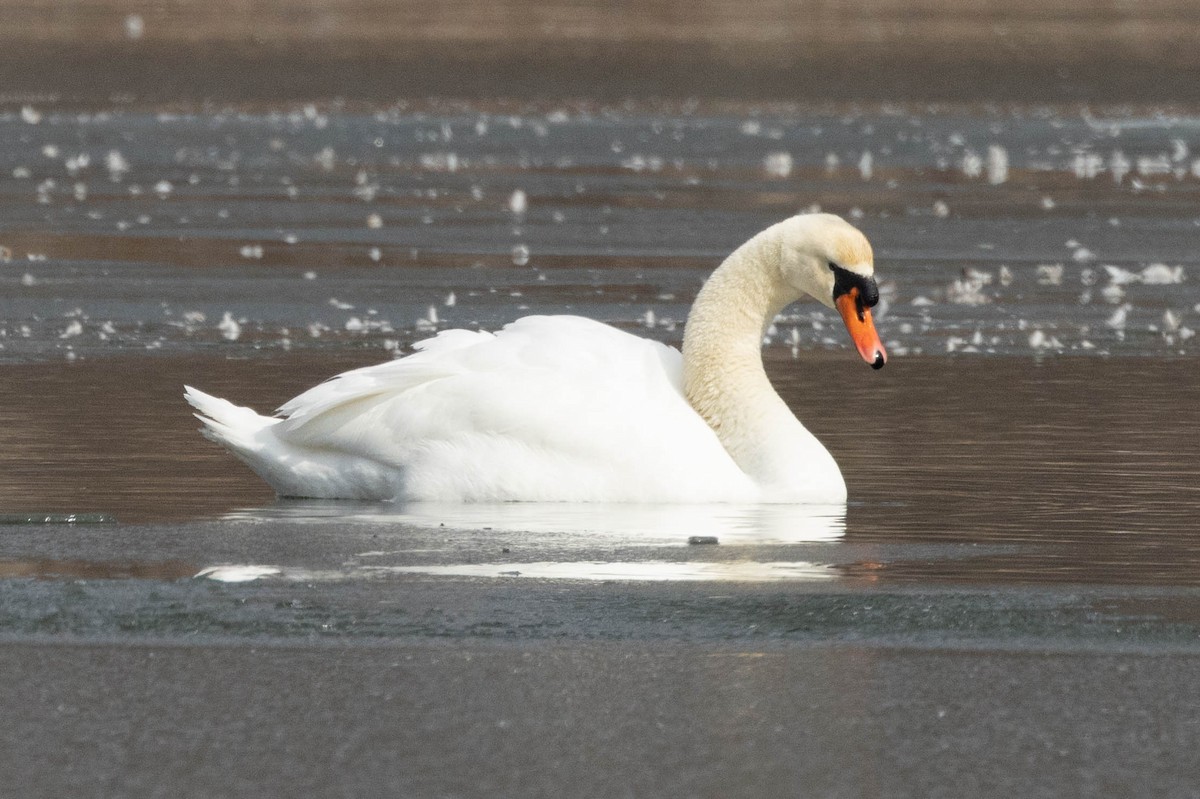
[195,565,281,583]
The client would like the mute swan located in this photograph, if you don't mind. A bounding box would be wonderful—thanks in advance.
[185,213,886,503]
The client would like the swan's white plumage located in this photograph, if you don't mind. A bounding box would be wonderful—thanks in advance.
[188,315,756,502]
[187,213,883,504]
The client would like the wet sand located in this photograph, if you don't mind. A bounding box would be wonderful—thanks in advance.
[4,0,1200,104]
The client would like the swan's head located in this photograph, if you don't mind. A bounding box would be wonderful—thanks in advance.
[776,213,887,369]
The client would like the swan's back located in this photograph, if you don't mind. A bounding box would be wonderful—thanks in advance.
[190,316,755,502]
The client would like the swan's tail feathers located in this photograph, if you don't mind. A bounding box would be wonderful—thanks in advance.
[184,385,280,452]
[184,385,401,501]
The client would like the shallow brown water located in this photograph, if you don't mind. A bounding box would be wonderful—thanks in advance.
[1,352,1197,588]
[1,0,1199,595]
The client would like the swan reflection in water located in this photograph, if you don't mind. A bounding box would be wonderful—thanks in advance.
[200,500,847,583]
[222,499,847,544]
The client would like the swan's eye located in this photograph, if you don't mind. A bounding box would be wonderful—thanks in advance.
[829,263,879,309]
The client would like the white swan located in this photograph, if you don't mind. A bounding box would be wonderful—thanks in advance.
[185,213,886,504]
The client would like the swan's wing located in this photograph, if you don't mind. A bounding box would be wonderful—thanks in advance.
[276,327,493,424]
[270,316,751,501]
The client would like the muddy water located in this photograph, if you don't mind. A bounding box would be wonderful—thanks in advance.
[2,59,1200,592]
[0,351,1197,590]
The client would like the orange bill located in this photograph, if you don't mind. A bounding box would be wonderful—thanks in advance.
[835,288,887,369]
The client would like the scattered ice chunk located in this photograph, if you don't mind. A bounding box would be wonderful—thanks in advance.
[415,306,439,332]
[1104,264,1138,285]
[1110,150,1131,184]
[20,106,41,125]
[960,150,982,178]
[369,247,382,262]
[932,200,949,218]
[239,244,263,259]
[195,565,280,583]
[1035,264,1064,285]
[353,180,379,201]
[124,13,145,39]
[1140,263,1184,284]
[763,152,793,178]
[218,312,241,341]
[444,292,456,307]
[964,267,993,285]
[344,317,364,332]
[986,145,1008,184]
[64,154,90,176]
[418,152,459,173]
[511,244,530,266]
[366,213,383,229]
[1106,304,1131,329]
[508,189,528,215]
[998,265,1014,286]
[1072,151,1103,179]
[1163,309,1181,333]
[1071,246,1095,263]
[59,320,83,339]
[328,298,354,310]
[154,180,172,197]
[1101,283,1126,303]
[947,271,990,305]
[1136,155,1172,177]
[36,179,57,205]
[858,151,873,181]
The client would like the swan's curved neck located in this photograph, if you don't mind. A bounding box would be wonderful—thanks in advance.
[681,228,842,498]
[683,229,792,363]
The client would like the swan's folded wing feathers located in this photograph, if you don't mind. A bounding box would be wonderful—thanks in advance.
[276,328,495,426]
[269,315,729,490]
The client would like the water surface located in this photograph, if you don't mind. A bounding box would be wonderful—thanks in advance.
[0,97,1198,597]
